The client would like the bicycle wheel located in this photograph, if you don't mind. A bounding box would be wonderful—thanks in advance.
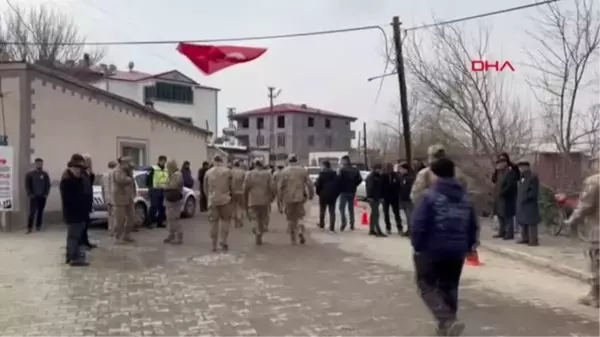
[545,214,564,236]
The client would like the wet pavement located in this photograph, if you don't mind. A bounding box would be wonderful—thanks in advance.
[0,209,598,336]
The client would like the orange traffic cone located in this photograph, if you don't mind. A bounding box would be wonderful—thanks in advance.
[361,209,369,226]
[465,251,483,266]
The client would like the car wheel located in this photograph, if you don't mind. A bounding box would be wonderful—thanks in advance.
[135,202,147,224]
[182,197,196,218]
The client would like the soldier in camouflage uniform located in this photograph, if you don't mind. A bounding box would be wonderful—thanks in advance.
[410,144,470,203]
[104,160,118,236]
[111,156,136,244]
[163,160,185,244]
[278,154,314,244]
[270,165,285,232]
[565,163,599,308]
[203,155,234,251]
[243,159,275,245]
[231,160,246,228]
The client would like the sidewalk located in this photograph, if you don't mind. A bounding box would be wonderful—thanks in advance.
[307,201,589,283]
[478,218,588,282]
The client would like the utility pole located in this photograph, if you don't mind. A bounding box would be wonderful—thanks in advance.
[362,122,368,170]
[267,86,281,164]
[392,16,412,164]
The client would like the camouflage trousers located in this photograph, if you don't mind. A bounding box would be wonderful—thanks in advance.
[285,202,306,236]
[248,205,270,235]
[113,204,135,240]
[107,204,115,236]
[585,247,600,287]
[165,201,182,234]
[208,203,233,246]
[231,194,245,228]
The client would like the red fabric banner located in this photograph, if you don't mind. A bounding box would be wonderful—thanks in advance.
[177,43,267,75]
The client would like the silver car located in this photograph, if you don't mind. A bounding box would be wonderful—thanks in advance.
[90,170,199,224]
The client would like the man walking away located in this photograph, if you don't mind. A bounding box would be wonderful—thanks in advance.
[231,160,246,228]
[315,160,340,232]
[338,155,362,231]
[197,161,210,212]
[25,158,50,233]
[80,155,96,249]
[515,161,540,246]
[163,160,185,244]
[278,154,314,245]
[381,163,402,235]
[146,155,169,228]
[181,161,194,189]
[60,154,89,267]
[411,158,478,336]
[203,155,234,251]
[493,158,518,240]
[112,156,136,244]
[365,163,387,237]
[243,159,275,245]
[398,162,415,236]
[565,160,599,308]
[104,160,118,236]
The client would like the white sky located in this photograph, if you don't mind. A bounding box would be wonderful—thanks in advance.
[4,0,598,143]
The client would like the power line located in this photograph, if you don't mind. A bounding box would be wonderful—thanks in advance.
[405,0,560,32]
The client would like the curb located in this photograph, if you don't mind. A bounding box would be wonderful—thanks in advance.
[479,242,588,283]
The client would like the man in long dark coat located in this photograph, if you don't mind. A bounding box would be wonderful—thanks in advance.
[515,161,540,246]
[493,158,518,240]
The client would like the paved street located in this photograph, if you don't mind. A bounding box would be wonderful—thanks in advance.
[0,207,598,336]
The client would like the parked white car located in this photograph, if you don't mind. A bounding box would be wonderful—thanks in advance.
[355,171,371,201]
[90,170,199,224]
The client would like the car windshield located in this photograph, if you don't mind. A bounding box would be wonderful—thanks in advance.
[134,172,148,189]
[93,174,103,186]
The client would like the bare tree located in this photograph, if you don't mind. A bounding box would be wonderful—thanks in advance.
[403,24,533,160]
[0,4,103,64]
[526,0,600,154]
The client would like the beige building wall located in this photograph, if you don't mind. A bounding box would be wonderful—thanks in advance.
[0,62,210,230]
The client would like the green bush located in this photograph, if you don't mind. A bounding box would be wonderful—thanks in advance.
[539,185,559,225]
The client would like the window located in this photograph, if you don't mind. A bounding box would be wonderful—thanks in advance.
[307,117,314,127]
[307,135,314,146]
[325,118,331,129]
[257,117,264,129]
[135,173,148,189]
[325,135,332,148]
[277,115,285,128]
[120,142,147,166]
[240,118,249,128]
[256,134,265,146]
[144,82,194,104]
[277,133,286,148]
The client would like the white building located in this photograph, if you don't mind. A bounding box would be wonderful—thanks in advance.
[0,62,211,231]
[91,63,219,139]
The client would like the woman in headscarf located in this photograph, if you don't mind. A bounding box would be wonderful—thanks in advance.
[163,160,184,244]
[181,161,194,189]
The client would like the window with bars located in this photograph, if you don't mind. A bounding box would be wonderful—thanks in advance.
[144,82,194,104]
[277,133,286,148]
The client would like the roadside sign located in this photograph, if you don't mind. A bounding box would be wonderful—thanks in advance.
[0,146,14,211]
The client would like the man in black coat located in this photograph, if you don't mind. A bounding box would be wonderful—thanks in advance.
[79,155,96,249]
[366,163,387,237]
[197,161,210,212]
[315,160,340,232]
[25,157,51,233]
[381,163,402,235]
[338,155,363,231]
[398,162,415,235]
[493,158,518,240]
[60,154,90,267]
[516,161,540,246]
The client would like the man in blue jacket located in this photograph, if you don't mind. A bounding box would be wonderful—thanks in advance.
[411,158,478,336]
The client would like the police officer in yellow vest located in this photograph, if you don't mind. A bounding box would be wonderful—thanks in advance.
[145,155,169,228]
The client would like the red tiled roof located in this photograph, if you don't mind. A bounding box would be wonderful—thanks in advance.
[232,103,357,121]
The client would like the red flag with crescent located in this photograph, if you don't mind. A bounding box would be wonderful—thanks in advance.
[177,43,267,75]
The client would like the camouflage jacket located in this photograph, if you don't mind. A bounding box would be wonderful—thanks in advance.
[203,164,233,207]
[243,168,275,206]
[566,173,599,247]
[112,168,135,206]
[103,169,116,205]
[278,164,314,204]
[231,167,246,195]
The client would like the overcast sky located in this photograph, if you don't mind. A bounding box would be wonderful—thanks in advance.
[6,0,591,140]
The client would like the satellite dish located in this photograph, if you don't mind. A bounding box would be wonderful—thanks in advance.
[127,61,134,71]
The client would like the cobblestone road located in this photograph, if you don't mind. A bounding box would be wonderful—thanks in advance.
[0,209,598,336]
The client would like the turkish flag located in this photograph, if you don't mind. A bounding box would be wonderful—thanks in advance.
[177,43,267,75]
